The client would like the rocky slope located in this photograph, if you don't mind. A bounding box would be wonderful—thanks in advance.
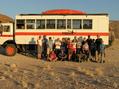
[110,20,119,39]
[0,13,13,23]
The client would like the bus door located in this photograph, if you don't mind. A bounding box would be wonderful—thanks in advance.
[0,23,13,45]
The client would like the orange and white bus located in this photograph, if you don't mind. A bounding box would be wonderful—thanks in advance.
[0,9,109,56]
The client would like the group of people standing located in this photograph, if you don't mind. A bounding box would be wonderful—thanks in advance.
[37,35,106,63]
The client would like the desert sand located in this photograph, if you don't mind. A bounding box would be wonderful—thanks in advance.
[0,40,118,89]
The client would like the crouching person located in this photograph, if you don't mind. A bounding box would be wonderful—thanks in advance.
[48,51,57,62]
[99,40,106,63]
[82,42,89,62]
[58,49,67,61]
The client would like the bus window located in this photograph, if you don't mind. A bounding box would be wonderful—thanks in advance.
[57,19,66,29]
[83,19,92,29]
[26,19,35,29]
[3,25,10,32]
[67,19,71,29]
[73,19,82,29]
[16,20,25,29]
[36,19,45,29]
[46,19,55,29]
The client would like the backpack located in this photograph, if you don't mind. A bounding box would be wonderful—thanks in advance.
[83,43,89,51]
[100,44,105,52]
[90,42,96,50]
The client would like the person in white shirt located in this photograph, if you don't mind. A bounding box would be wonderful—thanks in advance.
[54,38,61,57]
[37,36,42,59]
[82,42,89,61]
[47,37,54,59]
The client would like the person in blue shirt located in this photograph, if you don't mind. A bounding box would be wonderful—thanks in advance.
[99,40,106,63]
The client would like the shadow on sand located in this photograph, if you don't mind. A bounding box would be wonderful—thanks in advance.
[0,46,6,55]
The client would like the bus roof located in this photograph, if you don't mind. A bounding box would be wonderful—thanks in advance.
[17,13,108,16]
[16,9,108,16]
[42,9,86,15]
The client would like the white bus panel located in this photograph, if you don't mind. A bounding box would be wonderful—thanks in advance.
[15,14,109,45]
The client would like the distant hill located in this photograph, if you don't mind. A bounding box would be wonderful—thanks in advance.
[0,13,14,23]
[110,20,119,39]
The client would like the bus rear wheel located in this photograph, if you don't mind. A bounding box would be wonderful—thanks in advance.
[5,44,16,56]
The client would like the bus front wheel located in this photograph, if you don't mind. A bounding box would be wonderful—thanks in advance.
[5,44,17,56]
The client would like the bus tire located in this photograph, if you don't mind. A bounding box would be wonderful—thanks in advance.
[5,44,17,56]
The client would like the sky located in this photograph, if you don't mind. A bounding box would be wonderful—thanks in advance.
[0,0,118,20]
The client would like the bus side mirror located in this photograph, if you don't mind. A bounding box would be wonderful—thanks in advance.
[0,29,3,36]
[0,24,3,36]
[0,32,2,36]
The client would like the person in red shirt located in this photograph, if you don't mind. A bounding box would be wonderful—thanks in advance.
[67,38,73,61]
[72,40,77,53]
[48,51,57,62]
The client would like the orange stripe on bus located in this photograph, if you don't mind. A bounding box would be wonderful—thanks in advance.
[0,35,13,37]
[15,32,109,36]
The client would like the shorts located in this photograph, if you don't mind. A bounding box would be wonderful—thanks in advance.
[91,50,96,57]
[38,45,42,54]
[76,48,81,54]
[68,49,73,54]
[47,48,52,55]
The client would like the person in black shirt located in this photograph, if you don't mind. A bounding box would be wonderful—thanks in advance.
[95,35,102,62]
[86,35,93,49]
[90,39,97,61]
[86,35,93,60]
[42,35,48,60]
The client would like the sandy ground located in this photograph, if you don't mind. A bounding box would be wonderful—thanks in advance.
[0,40,119,89]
